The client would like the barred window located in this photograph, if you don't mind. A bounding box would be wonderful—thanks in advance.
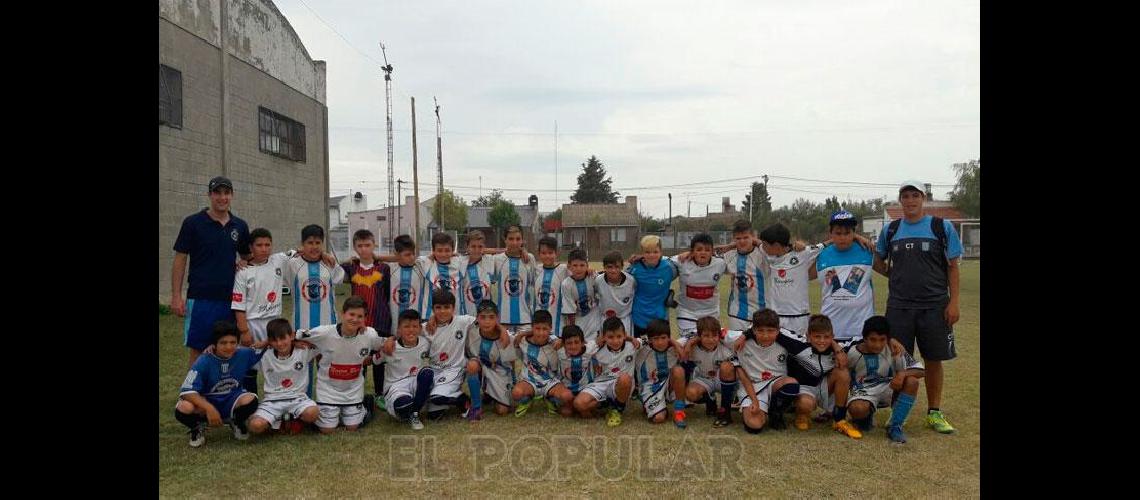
[258,107,306,162]
[159,64,182,128]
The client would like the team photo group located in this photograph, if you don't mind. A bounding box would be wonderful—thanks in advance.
[170,176,962,450]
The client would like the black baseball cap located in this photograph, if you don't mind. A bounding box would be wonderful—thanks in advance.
[208,176,234,192]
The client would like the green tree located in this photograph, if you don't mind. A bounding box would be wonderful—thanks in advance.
[430,189,468,231]
[545,208,562,221]
[570,156,620,204]
[472,189,508,208]
[640,212,664,232]
[741,181,773,228]
[949,159,980,218]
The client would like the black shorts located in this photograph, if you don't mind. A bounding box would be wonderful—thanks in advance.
[885,306,956,361]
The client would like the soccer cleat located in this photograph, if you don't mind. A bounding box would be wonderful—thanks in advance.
[466,407,484,422]
[705,398,718,417]
[545,398,558,415]
[887,424,907,444]
[409,412,424,431]
[713,408,732,428]
[427,410,446,422]
[376,395,387,412]
[231,423,250,441]
[834,419,863,439]
[673,409,687,429]
[926,410,956,434]
[514,400,531,417]
[767,411,785,430]
[189,423,206,448]
[794,414,811,431]
[606,409,623,427]
[814,411,832,423]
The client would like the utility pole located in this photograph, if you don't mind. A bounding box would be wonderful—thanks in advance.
[554,120,558,211]
[434,97,443,232]
[411,97,421,247]
[397,179,404,234]
[380,43,395,249]
[668,193,673,250]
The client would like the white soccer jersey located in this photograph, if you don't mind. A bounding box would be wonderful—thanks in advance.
[635,344,678,388]
[297,324,385,405]
[558,344,599,393]
[418,256,466,317]
[589,342,637,384]
[763,244,824,317]
[258,346,318,401]
[518,337,560,385]
[561,274,602,341]
[673,256,729,322]
[596,272,636,334]
[492,252,536,325]
[426,314,477,370]
[846,342,924,390]
[457,254,496,317]
[689,335,735,381]
[465,325,518,370]
[817,244,876,341]
[283,257,346,330]
[727,330,790,385]
[388,262,428,334]
[380,336,433,386]
[231,253,291,320]
[721,247,768,322]
[532,263,569,336]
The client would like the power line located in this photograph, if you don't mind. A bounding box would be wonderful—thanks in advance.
[295,0,382,66]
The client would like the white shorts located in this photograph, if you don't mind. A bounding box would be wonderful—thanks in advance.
[425,364,465,412]
[481,364,516,407]
[848,383,893,409]
[385,376,419,418]
[503,324,531,336]
[639,381,673,418]
[798,382,834,411]
[676,318,698,337]
[737,376,785,414]
[727,316,752,332]
[690,376,722,396]
[521,375,561,399]
[779,315,810,337]
[252,397,317,429]
[317,403,366,429]
[582,378,620,403]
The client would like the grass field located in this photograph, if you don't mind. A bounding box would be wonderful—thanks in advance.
[158,261,980,498]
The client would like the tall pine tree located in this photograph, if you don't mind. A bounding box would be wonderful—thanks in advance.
[570,156,620,203]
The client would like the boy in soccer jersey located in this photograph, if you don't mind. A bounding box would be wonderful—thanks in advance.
[387,234,428,334]
[175,321,262,447]
[718,220,768,332]
[464,299,517,420]
[634,319,688,428]
[415,289,477,420]
[379,309,435,430]
[555,325,598,417]
[672,233,728,341]
[561,248,602,342]
[596,251,636,336]
[338,229,392,411]
[492,226,537,335]
[511,310,574,417]
[295,296,386,433]
[681,317,739,428]
[845,316,925,443]
[573,317,639,427]
[730,310,797,433]
[458,230,499,317]
[625,235,679,339]
[812,211,876,342]
[247,318,319,435]
[231,228,297,393]
[282,224,346,331]
[754,224,823,338]
[531,236,569,337]
[419,232,467,319]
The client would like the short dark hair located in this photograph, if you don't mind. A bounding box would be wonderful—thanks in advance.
[732,219,752,234]
[476,299,498,315]
[532,309,553,327]
[602,316,626,335]
[807,314,833,335]
[431,232,455,250]
[751,309,779,329]
[212,320,240,345]
[431,289,456,307]
[561,325,585,344]
[861,315,891,339]
[398,309,422,325]
[266,318,293,340]
[568,248,588,264]
[538,236,558,252]
[759,223,791,247]
[696,316,720,335]
[352,229,375,244]
[301,224,325,242]
[342,295,368,313]
[250,227,272,242]
[602,251,623,268]
[394,234,416,253]
[690,233,714,250]
[646,319,670,338]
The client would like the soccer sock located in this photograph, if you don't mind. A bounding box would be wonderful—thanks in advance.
[242,369,258,394]
[394,395,415,420]
[673,399,686,411]
[232,399,259,431]
[174,408,203,430]
[720,380,738,412]
[891,393,916,428]
[413,368,435,411]
[518,396,532,405]
[429,394,464,407]
[467,374,482,410]
[682,360,696,383]
[928,407,940,414]
[613,398,627,412]
[833,405,847,422]
[373,363,386,397]
[772,384,799,414]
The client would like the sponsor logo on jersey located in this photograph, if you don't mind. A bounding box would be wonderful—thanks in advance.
[685,285,716,300]
[605,309,616,318]
[281,378,293,388]
[777,269,787,278]
[267,291,277,303]
[232,292,243,303]
[761,371,772,381]
[328,363,363,381]
[409,366,419,375]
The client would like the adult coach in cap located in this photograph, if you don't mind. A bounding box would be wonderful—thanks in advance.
[872,180,962,434]
[170,176,252,367]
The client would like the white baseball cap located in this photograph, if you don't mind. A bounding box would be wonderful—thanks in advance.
[899,180,926,195]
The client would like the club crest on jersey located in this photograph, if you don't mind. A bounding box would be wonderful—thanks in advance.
[437,375,446,383]
[395,285,417,307]
[303,278,328,302]
[777,353,787,363]
[421,351,431,359]
[789,257,799,265]
[656,278,664,285]
[538,289,553,306]
[220,363,230,374]
[622,296,630,304]
[293,361,304,371]
[736,274,755,290]
[506,277,523,297]
[624,355,633,363]
[436,276,452,291]
[276,268,282,276]
[230,229,239,241]
[467,282,487,303]
[359,348,370,357]
[713,273,720,281]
